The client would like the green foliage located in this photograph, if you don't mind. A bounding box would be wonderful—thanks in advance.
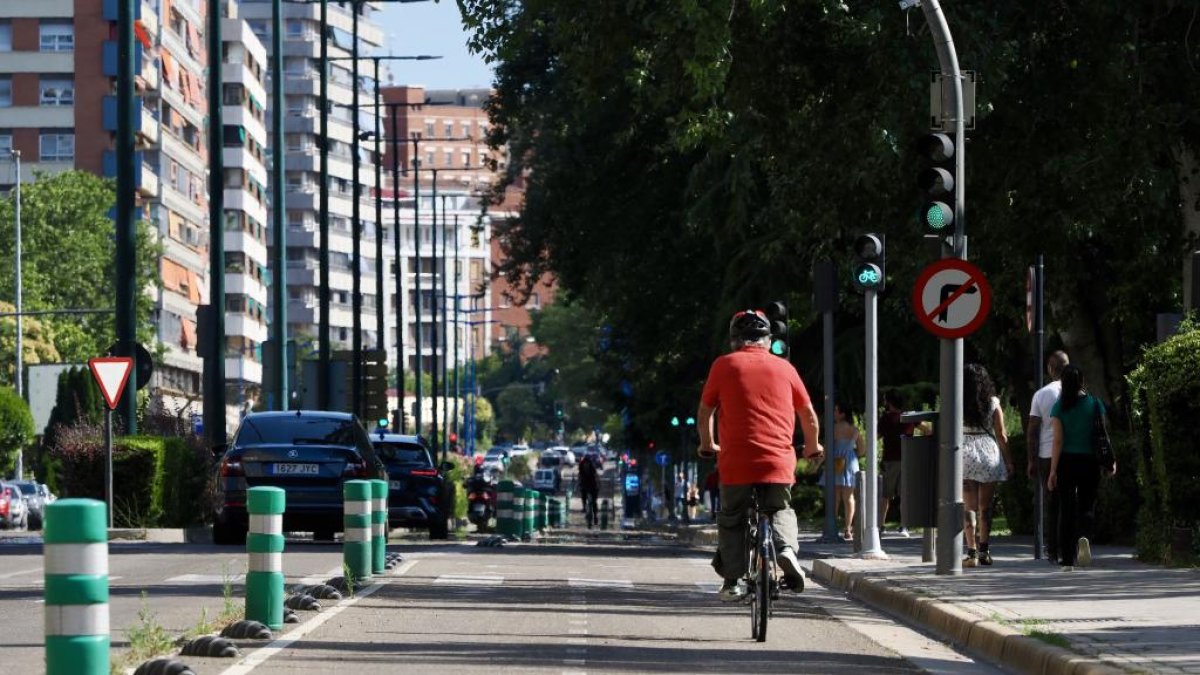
[0,171,160,367]
[156,436,213,527]
[45,366,104,449]
[1128,319,1200,563]
[0,386,32,475]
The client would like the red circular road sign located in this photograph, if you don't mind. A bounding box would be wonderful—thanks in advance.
[912,259,992,339]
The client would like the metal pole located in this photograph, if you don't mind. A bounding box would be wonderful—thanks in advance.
[318,0,331,409]
[373,59,385,352]
[106,408,114,528]
[390,106,406,433]
[920,0,966,576]
[452,214,460,442]
[431,171,439,457]
[1034,254,1045,559]
[11,150,21,480]
[861,290,885,558]
[413,134,423,435]
[270,0,288,410]
[350,2,363,420]
[205,0,227,452]
[440,195,449,456]
[820,309,839,542]
[115,0,137,434]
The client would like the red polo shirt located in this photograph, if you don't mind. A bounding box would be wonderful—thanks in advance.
[700,346,812,485]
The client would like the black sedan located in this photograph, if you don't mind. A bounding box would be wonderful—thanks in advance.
[212,411,387,544]
[369,433,449,540]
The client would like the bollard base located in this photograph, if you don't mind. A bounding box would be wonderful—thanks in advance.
[46,635,109,675]
[245,570,284,630]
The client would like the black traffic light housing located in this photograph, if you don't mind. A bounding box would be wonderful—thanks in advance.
[852,234,886,293]
[765,301,789,358]
[917,132,955,235]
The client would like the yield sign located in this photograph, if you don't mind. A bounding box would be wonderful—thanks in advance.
[912,259,992,339]
[89,357,134,410]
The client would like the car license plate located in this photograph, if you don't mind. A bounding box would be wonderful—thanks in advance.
[389,480,405,490]
[272,463,319,475]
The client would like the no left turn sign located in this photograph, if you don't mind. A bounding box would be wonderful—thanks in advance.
[912,259,992,339]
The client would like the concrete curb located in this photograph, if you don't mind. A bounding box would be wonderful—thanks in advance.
[811,559,1128,675]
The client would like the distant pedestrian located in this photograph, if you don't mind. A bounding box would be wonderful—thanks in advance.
[878,389,915,534]
[704,467,720,519]
[1048,364,1114,569]
[674,471,686,519]
[818,401,865,541]
[578,454,599,528]
[962,363,1014,567]
[1027,351,1069,563]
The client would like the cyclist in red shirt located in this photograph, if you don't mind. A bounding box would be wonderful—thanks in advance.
[698,310,823,601]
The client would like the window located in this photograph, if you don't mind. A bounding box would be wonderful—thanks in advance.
[286,20,304,38]
[461,122,471,138]
[425,150,433,167]
[529,293,541,309]
[462,151,471,168]
[444,150,453,167]
[39,21,74,52]
[39,131,74,161]
[0,77,10,107]
[0,22,11,52]
[39,77,74,106]
[425,120,434,137]
[0,134,11,155]
[444,121,453,137]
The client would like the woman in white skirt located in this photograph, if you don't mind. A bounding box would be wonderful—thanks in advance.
[962,363,1014,567]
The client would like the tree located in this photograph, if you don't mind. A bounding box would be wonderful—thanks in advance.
[0,301,61,386]
[0,385,34,475]
[0,171,160,370]
[44,366,104,449]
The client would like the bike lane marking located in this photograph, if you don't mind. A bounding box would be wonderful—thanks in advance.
[217,558,419,675]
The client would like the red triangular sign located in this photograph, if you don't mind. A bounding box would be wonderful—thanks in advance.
[89,357,134,410]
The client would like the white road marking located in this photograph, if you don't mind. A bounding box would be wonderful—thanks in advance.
[165,573,246,584]
[219,559,418,675]
[569,628,589,635]
[694,581,721,594]
[563,660,586,666]
[433,574,504,586]
[0,566,41,580]
[568,578,632,588]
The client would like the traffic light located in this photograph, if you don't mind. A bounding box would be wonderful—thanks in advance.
[852,234,886,293]
[765,301,788,358]
[917,132,955,235]
[555,403,564,420]
[670,416,680,427]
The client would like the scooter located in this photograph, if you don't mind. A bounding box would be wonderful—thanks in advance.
[467,473,497,531]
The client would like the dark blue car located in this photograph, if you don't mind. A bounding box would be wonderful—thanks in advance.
[369,433,449,540]
[212,411,387,544]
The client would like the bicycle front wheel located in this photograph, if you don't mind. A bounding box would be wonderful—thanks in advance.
[754,517,771,641]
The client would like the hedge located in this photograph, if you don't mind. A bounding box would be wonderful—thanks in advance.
[1128,318,1200,564]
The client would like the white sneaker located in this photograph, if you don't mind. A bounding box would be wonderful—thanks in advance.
[718,579,747,602]
[897,528,911,538]
[777,547,806,592]
[1077,537,1092,568]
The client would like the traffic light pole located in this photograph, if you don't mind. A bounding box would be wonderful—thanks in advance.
[115,0,137,434]
[350,2,363,421]
[919,0,966,576]
[205,0,227,451]
[861,290,886,558]
[318,0,331,409]
[270,0,288,410]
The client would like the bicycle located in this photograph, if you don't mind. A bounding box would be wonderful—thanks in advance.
[744,485,780,642]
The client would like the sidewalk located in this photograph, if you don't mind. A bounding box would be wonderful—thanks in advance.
[806,533,1200,675]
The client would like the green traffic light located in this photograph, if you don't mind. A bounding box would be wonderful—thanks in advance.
[685,416,696,426]
[670,416,680,427]
[770,339,786,356]
[854,262,884,290]
[923,202,953,231]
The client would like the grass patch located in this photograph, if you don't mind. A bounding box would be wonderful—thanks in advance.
[111,592,175,674]
[342,562,358,598]
[1020,619,1070,648]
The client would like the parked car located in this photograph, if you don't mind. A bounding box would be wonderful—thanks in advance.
[482,447,510,472]
[369,433,448,540]
[12,481,45,530]
[0,482,28,530]
[538,451,564,470]
[509,444,532,457]
[212,411,387,545]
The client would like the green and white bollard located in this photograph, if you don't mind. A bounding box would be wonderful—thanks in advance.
[523,488,536,538]
[44,499,108,675]
[497,481,515,537]
[370,479,387,575]
[511,486,526,539]
[343,480,373,583]
[246,486,285,630]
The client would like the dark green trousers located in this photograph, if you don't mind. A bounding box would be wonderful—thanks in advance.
[712,483,798,580]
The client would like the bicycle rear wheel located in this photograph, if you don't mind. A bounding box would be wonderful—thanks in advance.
[754,516,771,641]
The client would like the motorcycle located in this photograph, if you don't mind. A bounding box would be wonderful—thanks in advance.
[467,471,498,531]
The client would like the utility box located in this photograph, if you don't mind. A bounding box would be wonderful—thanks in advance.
[901,411,939,529]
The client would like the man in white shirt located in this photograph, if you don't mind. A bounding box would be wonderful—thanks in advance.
[1027,351,1069,562]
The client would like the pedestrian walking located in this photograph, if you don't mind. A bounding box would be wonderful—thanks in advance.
[817,401,865,541]
[1047,364,1115,570]
[704,467,720,520]
[878,389,915,535]
[962,363,1014,567]
[1027,350,1069,563]
[578,454,599,528]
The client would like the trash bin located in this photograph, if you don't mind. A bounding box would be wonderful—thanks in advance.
[900,411,938,529]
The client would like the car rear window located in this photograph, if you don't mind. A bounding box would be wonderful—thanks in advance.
[15,482,36,495]
[236,416,361,447]
[375,442,432,467]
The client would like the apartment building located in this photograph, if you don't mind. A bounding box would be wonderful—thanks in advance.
[237,0,385,355]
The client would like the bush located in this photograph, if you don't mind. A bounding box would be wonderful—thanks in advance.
[0,386,33,476]
[156,436,213,527]
[1128,319,1200,564]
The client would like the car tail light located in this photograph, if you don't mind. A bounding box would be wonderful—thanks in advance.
[410,469,438,477]
[343,457,369,478]
[467,492,477,500]
[220,457,244,478]
[0,496,8,516]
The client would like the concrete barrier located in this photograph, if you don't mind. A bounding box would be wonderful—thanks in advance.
[246,487,285,630]
[343,480,373,583]
[44,499,109,675]
[370,479,388,575]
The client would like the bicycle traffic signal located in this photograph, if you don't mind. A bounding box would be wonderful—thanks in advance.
[852,234,886,293]
[917,132,955,234]
[765,301,789,358]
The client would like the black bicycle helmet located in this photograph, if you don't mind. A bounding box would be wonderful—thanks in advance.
[729,309,771,340]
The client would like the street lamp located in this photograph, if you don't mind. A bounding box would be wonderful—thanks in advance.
[8,150,21,480]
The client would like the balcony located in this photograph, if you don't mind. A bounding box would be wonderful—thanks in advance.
[226,313,269,343]
[225,274,268,305]
[224,229,268,266]
[225,189,268,226]
[225,357,263,385]
[102,151,158,199]
[224,107,268,147]
[222,148,268,187]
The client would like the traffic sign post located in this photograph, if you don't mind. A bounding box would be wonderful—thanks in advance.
[89,357,133,529]
[912,259,992,340]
